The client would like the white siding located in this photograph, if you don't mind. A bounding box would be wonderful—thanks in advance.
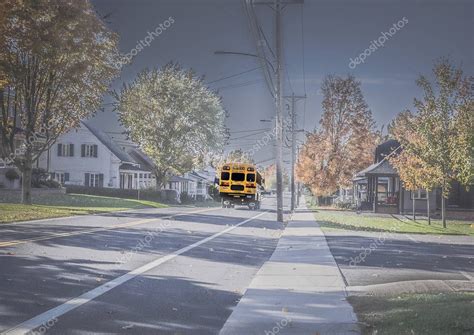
[38,123,121,188]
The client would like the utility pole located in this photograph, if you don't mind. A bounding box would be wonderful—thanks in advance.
[275,0,284,222]
[250,0,304,222]
[290,93,296,211]
[296,145,301,207]
[285,93,306,211]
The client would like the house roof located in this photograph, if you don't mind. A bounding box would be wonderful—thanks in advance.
[81,120,135,164]
[169,175,193,183]
[187,170,214,182]
[128,148,155,172]
[354,139,401,180]
[374,139,401,163]
[355,158,398,178]
[119,163,148,172]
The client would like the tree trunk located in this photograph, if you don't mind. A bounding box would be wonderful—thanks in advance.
[21,165,33,205]
[426,189,431,225]
[412,192,416,221]
[441,187,446,228]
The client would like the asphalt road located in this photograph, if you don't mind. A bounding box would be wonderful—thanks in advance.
[0,196,285,334]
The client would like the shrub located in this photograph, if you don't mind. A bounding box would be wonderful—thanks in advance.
[208,184,220,201]
[5,168,19,181]
[180,191,193,204]
[40,179,61,189]
[334,200,355,210]
[65,185,179,204]
[31,168,49,188]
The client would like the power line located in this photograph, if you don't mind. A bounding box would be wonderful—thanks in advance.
[255,157,275,165]
[243,0,276,98]
[228,130,269,140]
[229,128,271,134]
[215,79,264,91]
[206,66,262,85]
[258,25,276,60]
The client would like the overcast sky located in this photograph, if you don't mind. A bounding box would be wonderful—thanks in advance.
[90,0,473,167]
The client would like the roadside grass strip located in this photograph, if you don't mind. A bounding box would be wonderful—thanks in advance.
[348,292,474,334]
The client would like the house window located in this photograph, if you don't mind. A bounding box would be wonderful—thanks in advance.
[411,189,428,200]
[81,144,98,158]
[120,173,134,189]
[85,173,103,187]
[57,143,74,157]
[55,172,69,185]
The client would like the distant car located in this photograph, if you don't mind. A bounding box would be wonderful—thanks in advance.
[261,190,271,195]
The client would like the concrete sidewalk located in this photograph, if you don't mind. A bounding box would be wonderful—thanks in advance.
[220,203,360,335]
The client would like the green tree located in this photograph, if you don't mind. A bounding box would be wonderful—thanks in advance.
[0,0,120,204]
[116,64,227,188]
[389,59,473,227]
[263,164,289,190]
[225,149,254,164]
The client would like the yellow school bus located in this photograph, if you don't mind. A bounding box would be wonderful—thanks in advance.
[217,162,264,209]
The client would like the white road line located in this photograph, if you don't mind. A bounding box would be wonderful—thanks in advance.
[460,271,473,281]
[3,211,269,335]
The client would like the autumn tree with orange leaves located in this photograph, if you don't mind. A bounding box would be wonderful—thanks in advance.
[297,75,378,199]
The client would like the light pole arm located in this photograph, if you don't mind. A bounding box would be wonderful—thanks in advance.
[214,51,276,74]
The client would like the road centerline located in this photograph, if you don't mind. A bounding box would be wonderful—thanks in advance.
[2,210,269,335]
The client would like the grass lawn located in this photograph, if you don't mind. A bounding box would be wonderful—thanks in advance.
[348,292,474,335]
[0,193,167,223]
[309,205,474,236]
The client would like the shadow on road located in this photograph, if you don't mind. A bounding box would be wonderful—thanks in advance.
[0,212,284,332]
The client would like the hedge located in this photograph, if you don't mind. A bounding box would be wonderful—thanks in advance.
[65,185,179,204]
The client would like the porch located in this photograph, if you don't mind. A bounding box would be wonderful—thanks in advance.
[354,159,401,214]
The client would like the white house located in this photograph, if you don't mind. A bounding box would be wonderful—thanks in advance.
[38,120,156,189]
[164,169,216,200]
[185,170,215,200]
